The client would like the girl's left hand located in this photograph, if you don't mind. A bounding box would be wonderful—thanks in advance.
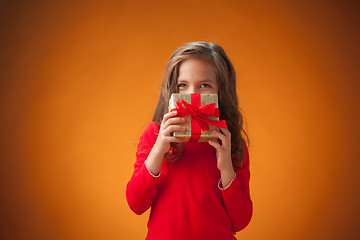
[208,128,235,186]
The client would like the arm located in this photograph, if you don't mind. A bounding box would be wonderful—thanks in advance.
[209,129,253,232]
[126,112,185,215]
[125,122,160,215]
[219,147,253,232]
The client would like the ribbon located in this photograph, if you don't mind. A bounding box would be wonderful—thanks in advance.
[170,94,227,142]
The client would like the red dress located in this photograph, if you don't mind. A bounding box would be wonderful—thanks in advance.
[126,122,253,240]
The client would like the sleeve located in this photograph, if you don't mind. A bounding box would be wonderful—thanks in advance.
[219,141,253,232]
[126,122,160,215]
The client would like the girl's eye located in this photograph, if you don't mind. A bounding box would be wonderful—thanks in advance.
[178,83,186,88]
[201,84,211,88]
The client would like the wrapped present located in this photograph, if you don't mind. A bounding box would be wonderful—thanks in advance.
[168,93,227,142]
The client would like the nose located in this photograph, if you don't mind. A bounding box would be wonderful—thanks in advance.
[186,85,200,94]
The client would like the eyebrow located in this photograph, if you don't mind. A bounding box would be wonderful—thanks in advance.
[200,79,216,83]
[177,79,216,83]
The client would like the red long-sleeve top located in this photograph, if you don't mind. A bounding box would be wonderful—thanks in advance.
[126,122,253,240]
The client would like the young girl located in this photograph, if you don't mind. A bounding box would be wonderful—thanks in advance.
[126,41,253,240]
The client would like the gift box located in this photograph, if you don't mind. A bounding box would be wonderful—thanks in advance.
[168,93,227,142]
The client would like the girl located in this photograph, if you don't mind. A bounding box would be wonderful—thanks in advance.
[126,41,253,240]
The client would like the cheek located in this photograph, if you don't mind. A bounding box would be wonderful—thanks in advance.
[178,89,190,94]
[201,88,217,94]
[212,81,219,94]
[210,85,219,94]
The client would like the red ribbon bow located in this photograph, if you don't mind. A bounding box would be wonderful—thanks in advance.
[170,94,227,142]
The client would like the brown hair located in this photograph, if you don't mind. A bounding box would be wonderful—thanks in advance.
[152,41,249,167]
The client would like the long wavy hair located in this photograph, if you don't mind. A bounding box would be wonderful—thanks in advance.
[152,41,249,167]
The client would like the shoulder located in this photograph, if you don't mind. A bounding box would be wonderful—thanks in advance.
[138,122,160,146]
[234,139,250,170]
[141,122,160,137]
[242,140,249,164]
[135,122,160,162]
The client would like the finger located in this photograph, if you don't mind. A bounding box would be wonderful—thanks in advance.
[162,111,178,125]
[212,130,227,143]
[163,125,186,136]
[162,116,186,129]
[220,128,231,138]
[165,136,183,143]
[208,140,221,149]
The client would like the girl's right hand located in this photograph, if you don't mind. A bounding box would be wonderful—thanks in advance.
[152,111,186,156]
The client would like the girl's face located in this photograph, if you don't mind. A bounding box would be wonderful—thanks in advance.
[177,57,218,94]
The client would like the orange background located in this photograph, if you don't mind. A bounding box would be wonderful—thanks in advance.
[1,0,359,239]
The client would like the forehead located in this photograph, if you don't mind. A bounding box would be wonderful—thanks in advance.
[178,57,216,80]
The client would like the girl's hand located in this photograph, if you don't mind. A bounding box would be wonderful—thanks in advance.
[146,111,186,176]
[152,111,186,156]
[208,128,235,187]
